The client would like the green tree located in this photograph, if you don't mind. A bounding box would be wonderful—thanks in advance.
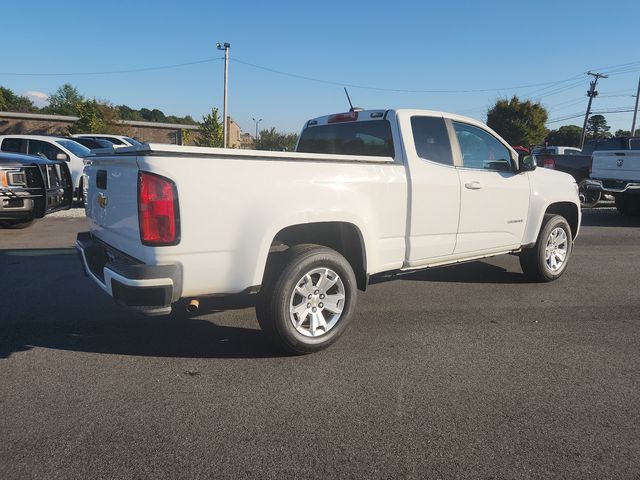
[180,128,193,145]
[139,108,153,121]
[586,115,611,140]
[0,86,37,112]
[196,107,223,147]
[255,127,298,151]
[486,96,548,146]
[613,129,639,137]
[69,99,123,134]
[117,105,143,121]
[545,125,582,147]
[44,84,84,115]
[148,109,166,123]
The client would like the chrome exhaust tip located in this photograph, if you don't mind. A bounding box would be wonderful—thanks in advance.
[186,298,200,313]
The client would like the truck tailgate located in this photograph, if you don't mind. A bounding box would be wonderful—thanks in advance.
[592,151,640,180]
[84,154,141,254]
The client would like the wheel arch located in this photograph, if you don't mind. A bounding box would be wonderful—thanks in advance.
[545,201,580,239]
[265,221,368,291]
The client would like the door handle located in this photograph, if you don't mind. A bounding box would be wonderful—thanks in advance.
[464,181,482,190]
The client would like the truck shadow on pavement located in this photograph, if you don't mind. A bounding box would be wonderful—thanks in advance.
[581,208,640,227]
[370,260,528,286]
[0,313,282,360]
[0,249,281,360]
[0,243,545,359]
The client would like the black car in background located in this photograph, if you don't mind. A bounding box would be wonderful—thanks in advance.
[0,152,73,228]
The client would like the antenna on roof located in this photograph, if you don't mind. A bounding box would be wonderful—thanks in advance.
[344,88,354,111]
[343,88,363,112]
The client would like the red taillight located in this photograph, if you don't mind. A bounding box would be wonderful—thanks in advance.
[138,171,179,246]
[543,156,555,169]
[328,111,359,123]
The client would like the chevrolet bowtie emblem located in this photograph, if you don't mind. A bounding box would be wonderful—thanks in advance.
[97,193,108,208]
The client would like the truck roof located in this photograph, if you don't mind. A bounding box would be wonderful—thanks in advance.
[0,134,69,142]
[304,109,492,130]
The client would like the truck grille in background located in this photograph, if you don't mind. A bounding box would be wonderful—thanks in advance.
[25,166,43,189]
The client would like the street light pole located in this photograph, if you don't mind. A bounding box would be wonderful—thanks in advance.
[217,42,230,148]
[252,117,262,146]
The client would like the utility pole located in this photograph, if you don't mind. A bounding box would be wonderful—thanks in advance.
[580,71,608,150]
[631,74,640,137]
[217,42,230,148]
[252,117,262,146]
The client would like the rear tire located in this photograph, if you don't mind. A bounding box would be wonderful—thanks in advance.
[520,214,572,282]
[256,244,357,354]
[615,194,640,216]
[578,179,601,208]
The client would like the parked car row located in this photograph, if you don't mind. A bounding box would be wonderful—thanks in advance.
[0,134,144,205]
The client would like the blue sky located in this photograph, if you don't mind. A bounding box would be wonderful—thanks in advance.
[2,0,639,135]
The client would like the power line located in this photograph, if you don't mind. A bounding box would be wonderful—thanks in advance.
[548,108,636,124]
[0,57,223,76]
[1,54,638,101]
[231,58,589,94]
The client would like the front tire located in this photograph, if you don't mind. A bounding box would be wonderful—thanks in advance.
[256,244,357,354]
[520,214,573,282]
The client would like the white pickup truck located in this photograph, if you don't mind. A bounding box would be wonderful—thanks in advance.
[589,136,640,215]
[77,109,580,353]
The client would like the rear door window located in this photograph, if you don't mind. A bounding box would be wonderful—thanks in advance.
[410,116,453,165]
[297,120,394,157]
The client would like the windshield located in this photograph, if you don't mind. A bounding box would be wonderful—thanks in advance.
[56,140,91,158]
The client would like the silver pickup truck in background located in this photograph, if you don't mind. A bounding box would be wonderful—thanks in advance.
[589,137,640,215]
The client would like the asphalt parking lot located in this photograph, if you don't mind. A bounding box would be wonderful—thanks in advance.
[1,208,639,479]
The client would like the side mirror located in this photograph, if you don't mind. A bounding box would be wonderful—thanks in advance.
[56,153,69,162]
[519,155,536,172]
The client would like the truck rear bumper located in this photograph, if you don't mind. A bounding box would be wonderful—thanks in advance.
[76,232,181,315]
[587,179,640,194]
